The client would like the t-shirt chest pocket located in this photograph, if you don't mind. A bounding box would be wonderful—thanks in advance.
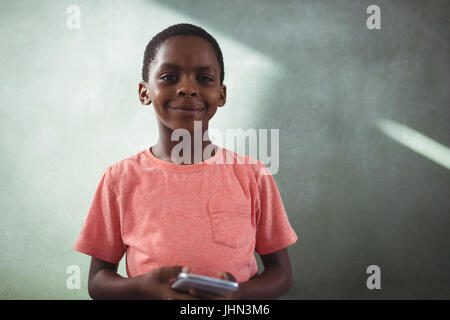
[207,200,253,249]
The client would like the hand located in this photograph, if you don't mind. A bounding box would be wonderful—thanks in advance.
[138,266,199,300]
[187,271,242,300]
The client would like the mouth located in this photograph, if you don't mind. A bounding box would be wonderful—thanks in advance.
[168,106,207,114]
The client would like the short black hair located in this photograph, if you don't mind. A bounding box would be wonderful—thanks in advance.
[141,23,225,84]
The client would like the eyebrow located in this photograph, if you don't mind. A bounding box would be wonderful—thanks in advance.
[157,63,217,74]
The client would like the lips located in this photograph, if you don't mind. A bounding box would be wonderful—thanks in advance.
[169,106,206,111]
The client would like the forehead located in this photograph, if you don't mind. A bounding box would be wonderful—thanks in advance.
[151,35,220,72]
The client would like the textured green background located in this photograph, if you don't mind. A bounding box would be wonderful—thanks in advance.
[0,0,449,299]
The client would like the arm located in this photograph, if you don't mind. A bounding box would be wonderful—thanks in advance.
[237,248,293,300]
[88,257,141,299]
[188,248,294,300]
[88,257,197,300]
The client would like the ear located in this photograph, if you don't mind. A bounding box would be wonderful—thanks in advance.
[218,84,227,107]
[138,81,152,105]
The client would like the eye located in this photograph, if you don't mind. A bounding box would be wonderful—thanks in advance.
[160,74,177,82]
[198,75,213,83]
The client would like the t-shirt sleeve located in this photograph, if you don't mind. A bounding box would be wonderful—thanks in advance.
[73,166,126,263]
[254,164,298,255]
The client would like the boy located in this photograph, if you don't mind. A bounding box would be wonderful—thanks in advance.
[74,23,298,300]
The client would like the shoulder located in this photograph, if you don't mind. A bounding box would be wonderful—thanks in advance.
[105,149,153,183]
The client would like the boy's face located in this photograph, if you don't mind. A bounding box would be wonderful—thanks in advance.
[139,35,226,133]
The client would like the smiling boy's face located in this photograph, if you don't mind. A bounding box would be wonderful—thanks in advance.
[139,35,226,133]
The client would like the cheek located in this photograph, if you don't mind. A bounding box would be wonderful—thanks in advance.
[204,89,222,105]
[150,87,163,101]
[150,83,173,103]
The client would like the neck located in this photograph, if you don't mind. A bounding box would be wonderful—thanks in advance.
[152,121,217,165]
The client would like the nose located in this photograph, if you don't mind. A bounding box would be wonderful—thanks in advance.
[176,87,198,97]
[176,78,198,97]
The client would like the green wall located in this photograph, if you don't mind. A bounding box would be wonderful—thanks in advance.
[0,0,449,299]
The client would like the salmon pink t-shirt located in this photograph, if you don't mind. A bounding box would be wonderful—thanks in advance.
[74,146,298,283]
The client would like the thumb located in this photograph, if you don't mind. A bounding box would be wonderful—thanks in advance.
[163,265,190,283]
[167,266,189,285]
[218,271,236,282]
[181,266,190,273]
[160,266,184,279]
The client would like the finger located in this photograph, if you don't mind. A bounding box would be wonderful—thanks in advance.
[214,293,233,300]
[218,272,227,280]
[169,291,200,300]
[218,271,237,282]
[181,266,190,273]
[161,265,188,281]
[168,265,191,285]
[162,265,183,276]
[189,288,218,300]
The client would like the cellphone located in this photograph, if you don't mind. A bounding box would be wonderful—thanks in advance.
[171,272,239,296]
